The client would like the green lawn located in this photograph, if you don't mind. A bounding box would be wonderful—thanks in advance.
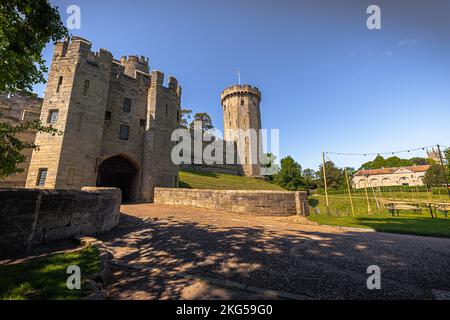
[0,246,100,300]
[309,194,450,238]
[179,170,286,191]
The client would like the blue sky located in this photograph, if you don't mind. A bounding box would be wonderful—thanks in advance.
[34,0,450,170]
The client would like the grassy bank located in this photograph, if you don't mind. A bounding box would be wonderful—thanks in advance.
[0,246,100,300]
[309,194,450,238]
[179,170,285,191]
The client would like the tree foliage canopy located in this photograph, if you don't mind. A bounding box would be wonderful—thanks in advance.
[179,108,192,128]
[0,0,66,179]
[359,155,432,170]
[423,164,447,187]
[189,112,214,132]
[0,0,67,93]
[273,156,305,191]
[317,160,346,190]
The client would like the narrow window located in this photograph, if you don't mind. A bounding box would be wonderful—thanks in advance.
[119,125,129,140]
[48,110,59,124]
[67,168,75,186]
[165,104,168,117]
[241,99,244,106]
[122,97,132,113]
[83,80,90,96]
[140,119,146,127]
[37,168,48,186]
[105,111,112,120]
[56,76,63,93]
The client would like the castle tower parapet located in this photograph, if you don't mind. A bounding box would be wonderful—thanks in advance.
[120,55,150,77]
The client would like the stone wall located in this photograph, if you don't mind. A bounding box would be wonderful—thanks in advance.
[0,92,43,188]
[0,187,121,258]
[154,188,309,217]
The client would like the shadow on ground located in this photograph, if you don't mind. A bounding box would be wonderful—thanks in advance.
[99,212,450,300]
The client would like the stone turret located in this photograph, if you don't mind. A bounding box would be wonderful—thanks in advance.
[141,71,182,201]
[26,36,113,189]
[221,84,262,177]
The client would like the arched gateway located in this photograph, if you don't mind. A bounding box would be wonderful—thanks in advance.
[96,155,138,202]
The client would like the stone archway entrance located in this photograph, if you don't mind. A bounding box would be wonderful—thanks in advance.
[96,155,138,202]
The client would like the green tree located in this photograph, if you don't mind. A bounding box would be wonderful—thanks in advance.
[189,112,214,132]
[410,157,428,166]
[444,148,450,179]
[179,108,192,128]
[0,0,66,178]
[0,119,58,179]
[302,168,318,190]
[260,152,280,180]
[1,0,68,93]
[317,160,345,190]
[423,164,448,187]
[273,156,305,191]
[359,155,414,170]
[384,156,413,168]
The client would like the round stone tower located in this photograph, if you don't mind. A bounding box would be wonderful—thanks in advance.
[221,84,262,177]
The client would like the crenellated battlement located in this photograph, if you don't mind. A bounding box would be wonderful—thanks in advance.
[220,84,261,104]
[150,70,182,97]
[52,36,113,66]
[120,55,150,77]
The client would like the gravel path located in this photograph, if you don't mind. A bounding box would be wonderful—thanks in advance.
[100,204,450,300]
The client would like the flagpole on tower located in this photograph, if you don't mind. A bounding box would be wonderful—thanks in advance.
[236,71,241,85]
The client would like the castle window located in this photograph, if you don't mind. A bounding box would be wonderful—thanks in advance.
[36,168,48,187]
[105,111,112,121]
[241,99,244,106]
[140,119,146,127]
[67,168,75,186]
[83,80,90,96]
[165,104,168,117]
[122,97,132,113]
[119,125,130,140]
[56,76,63,93]
[48,110,59,124]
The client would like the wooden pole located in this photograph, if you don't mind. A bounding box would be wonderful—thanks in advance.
[437,144,450,198]
[364,176,372,214]
[369,180,380,212]
[322,152,330,214]
[426,185,432,202]
[345,169,355,217]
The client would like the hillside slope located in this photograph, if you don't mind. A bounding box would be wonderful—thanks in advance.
[179,170,285,191]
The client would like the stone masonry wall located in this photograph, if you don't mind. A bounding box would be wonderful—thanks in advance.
[0,92,43,188]
[154,188,309,217]
[0,187,121,258]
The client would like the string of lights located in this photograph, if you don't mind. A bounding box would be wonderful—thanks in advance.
[324,144,443,157]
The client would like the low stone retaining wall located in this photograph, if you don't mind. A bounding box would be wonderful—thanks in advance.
[0,187,121,258]
[154,188,309,217]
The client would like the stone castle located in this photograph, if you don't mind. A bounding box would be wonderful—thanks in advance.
[0,36,263,202]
